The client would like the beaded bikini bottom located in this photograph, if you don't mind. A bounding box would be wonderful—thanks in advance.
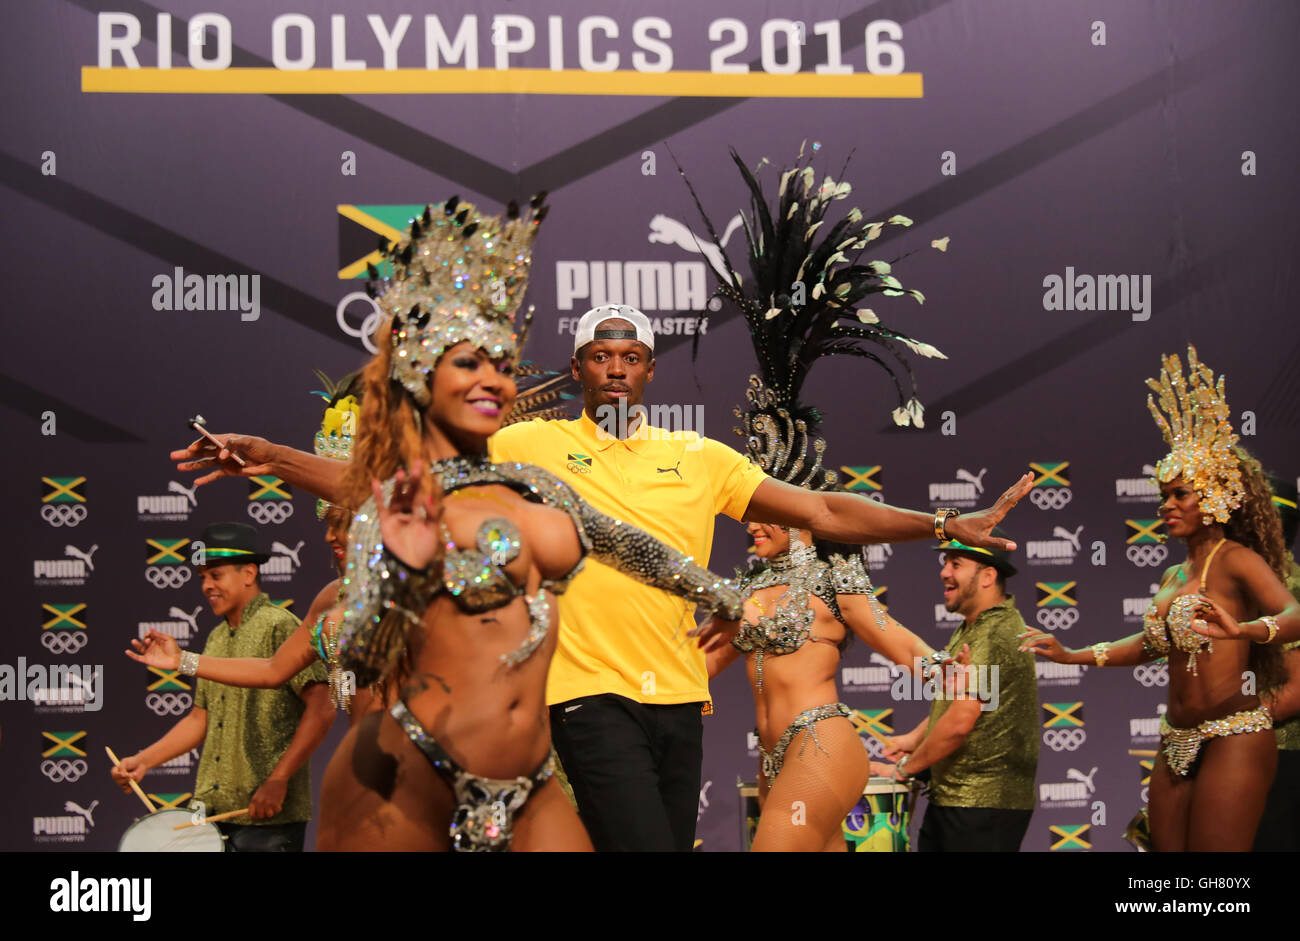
[390,700,554,851]
[757,702,853,789]
[1158,705,1272,777]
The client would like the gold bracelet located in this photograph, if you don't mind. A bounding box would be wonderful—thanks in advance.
[934,508,959,541]
[1257,616,1280,645]
[1091,642,1110,667]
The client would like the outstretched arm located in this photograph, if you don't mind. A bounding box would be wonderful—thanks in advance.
[839,594,933,675]
[171,433,347,502]
[1017,630,1155,666]
[742,473,1033,551]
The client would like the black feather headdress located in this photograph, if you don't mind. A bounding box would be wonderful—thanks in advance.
[675,145,948,485]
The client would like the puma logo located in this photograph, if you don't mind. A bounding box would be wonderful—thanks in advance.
[955,467,988,495]
[1067,766,1099,793]
[65,799,99,827]
[65,544,98,571]
[1052,525,1085,552]
[168,605,203,631]
[271,540,304,567]
[647,213,743,274]
[167,480,199,507]
[657,461,682,479]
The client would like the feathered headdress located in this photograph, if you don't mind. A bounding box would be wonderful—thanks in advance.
[366,194,548,407]
[675,145,948,485]
[503,361,577,426]
[1145,344,1244,524]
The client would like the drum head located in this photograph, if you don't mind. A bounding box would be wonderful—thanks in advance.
[118,809,225,852]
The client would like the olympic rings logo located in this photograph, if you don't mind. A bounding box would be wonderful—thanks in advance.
[1036,608,1080,631]
[1132,662,1169,688]
[41,504,87,527]
[145,566,191,589]
[1029,488,1072,511]
[337,291,383,354]
[41,759,88,782]
[1140,786,1149,803]
[146,692,192,716]
[41,631,88,655]
[247,501,293,525]
[1042,728,1087,752]
[1127,544,1168,567]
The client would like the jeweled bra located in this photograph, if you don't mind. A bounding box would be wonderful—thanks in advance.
[1142,538,1226,675]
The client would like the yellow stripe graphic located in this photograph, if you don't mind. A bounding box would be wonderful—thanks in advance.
[83,68,923,98]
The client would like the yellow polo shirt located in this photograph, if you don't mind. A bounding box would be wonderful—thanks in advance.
[490,412,767,706]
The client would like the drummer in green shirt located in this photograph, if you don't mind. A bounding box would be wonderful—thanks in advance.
[110,522,334,851]
[882,529,1040,851]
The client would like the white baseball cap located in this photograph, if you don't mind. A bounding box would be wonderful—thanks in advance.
[573,305,655,355]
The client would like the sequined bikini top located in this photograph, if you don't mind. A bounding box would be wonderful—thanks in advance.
[1142,538,1225,675]
[732,540,885,654]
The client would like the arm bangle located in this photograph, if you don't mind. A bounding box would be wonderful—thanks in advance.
[1091,642,1110,667]
[934,508,959,541]
[178,650,201,677]
[1257,616,1280,645]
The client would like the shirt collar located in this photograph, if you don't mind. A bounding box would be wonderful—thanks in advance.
[225,592,270,630]
[578,409,648,453]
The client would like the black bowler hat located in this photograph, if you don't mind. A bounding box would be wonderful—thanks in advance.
[195,521,269,567]
[932,526,1018,578]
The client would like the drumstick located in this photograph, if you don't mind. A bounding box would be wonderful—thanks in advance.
[187,415,247,467]
[172,807,250,830]
[1128,749,1157,757]
[105,747,156,813]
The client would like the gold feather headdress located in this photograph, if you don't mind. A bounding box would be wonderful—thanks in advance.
[1145,344,1244,524]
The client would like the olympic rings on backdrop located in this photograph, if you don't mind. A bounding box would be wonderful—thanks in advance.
[146,692,192,716]
[41,632,88,655]
[146,566,191,589]
[41,505,87,527]
[41,759,88,783]
[247,502,293,525]
[1127,544,1169,567]
[1029,488,1072,510]
[1133,662,1169,688]
[336,291,383,354]
[1036,608,1080,631]
[1042,729,1087,752]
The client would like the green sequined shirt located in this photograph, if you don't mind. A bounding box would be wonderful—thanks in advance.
[192,594,328,823]
[1275,559,1300,751]
[926,595,1040,809]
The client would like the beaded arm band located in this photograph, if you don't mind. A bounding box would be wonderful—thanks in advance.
[576,501,746,621]
[1092,642,1110,667]
[178,650,200,677]
[1258,615,1280,645]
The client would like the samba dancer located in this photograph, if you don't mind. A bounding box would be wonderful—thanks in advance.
[1020,346,1300,851]
[691,150,972,851]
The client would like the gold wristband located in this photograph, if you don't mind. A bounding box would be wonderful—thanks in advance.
[1092,642,1110,667]
[1257,616,1280,645]
[934,508,959,541]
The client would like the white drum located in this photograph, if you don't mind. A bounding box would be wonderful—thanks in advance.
[118,809,226,852]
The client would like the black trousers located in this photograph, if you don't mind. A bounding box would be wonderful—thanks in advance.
[1254,748,1300,851]
[918,803,1032,852]
[216,821,307,852]
[549,693,702,852]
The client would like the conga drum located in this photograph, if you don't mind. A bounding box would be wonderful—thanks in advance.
[842,776,917,852]
[118,809,226,852]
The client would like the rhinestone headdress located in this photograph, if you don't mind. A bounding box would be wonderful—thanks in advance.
[1145,344,1244,524]
[370,194,547,407]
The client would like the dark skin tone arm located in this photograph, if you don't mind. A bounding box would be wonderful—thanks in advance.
[171,434,347,503]
[743,475,1033,552]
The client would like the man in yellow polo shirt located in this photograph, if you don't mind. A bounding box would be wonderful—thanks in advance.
[490,305,1033,851]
